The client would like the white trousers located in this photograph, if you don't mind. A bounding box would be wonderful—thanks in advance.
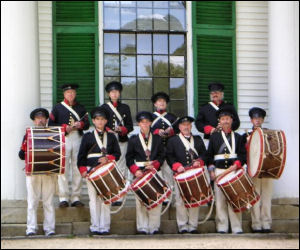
[136,198,162,234]
[161,160,174,192]
[87,180,111,233]
[118,142,128,178]
[58,131,82,203]
[214,168,243,233]
[174,183,199,232]
[250,177,273,230]
[26,175,56,234]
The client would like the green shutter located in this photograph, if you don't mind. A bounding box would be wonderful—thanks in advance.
[53,2,99,112]
[192,1,237,115]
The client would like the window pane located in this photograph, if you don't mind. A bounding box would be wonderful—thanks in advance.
[121,34,136,54]
[104,77,120,88]
[153,9,168,30]
[137,56,152,77]
[104,8,120,30]
[137,1,152,8]
[170,9,185,31]
[121,77,136,99]
[104,33,119,53]
[153,56,169,77]
[121,1,136,7]
[154,78,169,94]
[138,100,153,113]
[153,34,168,54]
[104,1,119,7]
[121,55,136,76]
[122,99,136,122]
[104,54,119,76]
[170,78,185,99]
[153,1,169,8]
[170,56,184,77]
[138,78,152,99]
[170,34,185,55]
[121,8,136,30]
[137,34,152,54]
[170,100,185,117]
[137,8,153,30]
[170,1,185,8]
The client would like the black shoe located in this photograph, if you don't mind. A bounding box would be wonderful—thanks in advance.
[179,230,188,234]
[90,231,102,235]
[59,201,69,208]
[262,229,272,233]
[190,230,199,234]
[101,231,110,235]
[235,231,243,234]
[252,229,263,233]
[71,201,84,207]
[112,201,122,206]
[136,231,147,235]
[217,231,227,234]
[45,231,55,236]
[152,230,163,235]
[26,232,36,236]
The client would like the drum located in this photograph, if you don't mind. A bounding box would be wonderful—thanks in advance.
[87,161,130,205]
[25,127,65,176]
[131,169,171,210]
[248,128,287,179]
[174,167,213,208]
[216,168,260,213]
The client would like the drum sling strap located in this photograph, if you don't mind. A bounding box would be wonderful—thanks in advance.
[61,101,80,121]
[107,102,124,127]
[178,133,199,161]
[151,112,172,128]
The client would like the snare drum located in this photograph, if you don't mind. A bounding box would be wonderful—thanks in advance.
[25,127,65,176]
[87,161,130,204]
[248,128,287,179]
[174,167,213,208]
[216,168,260,213]
[131,169,171,210]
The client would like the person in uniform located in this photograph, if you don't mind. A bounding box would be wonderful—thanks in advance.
[166,116,207,234]
[48,83,90,208]
[150,92,178,204]
[126,111,165,235]
[242,107,272,233]
[206,107,246,234]
[19,108,56,236]
[195,82,240,142]
[77,107,121,235]
[100,81,133,206]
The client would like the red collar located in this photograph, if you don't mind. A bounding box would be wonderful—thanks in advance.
[180,132,192,138]
[110,100,119,107]
[141,132,150,139]
[64,98,76,106]
[213,100,223,106]
[222,128,232,134]
[156,109,166,114]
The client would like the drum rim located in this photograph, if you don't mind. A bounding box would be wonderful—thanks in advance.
[184,194,213,208]
[216,168,244,187]
[88,161,116,181]
[276,130,287,179]
[232,194,260,213]
[174,166,204,181]
[144,189,172,210]
[131,169,156,190]
[103,183,131,204]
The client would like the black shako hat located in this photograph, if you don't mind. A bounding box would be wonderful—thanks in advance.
[216,107,234,119]
[30,108,49,120]
[249,107,266,119]
[208,82,225,92]
[60,83,79,92]
[151,92,170,103]
[105,81,123,93]
[136,111,154,122]
[90,107,109,119]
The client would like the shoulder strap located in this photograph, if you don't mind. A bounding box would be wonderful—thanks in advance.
[107,102,124,126]
[61,101,80,121]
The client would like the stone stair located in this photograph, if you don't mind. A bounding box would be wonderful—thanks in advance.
[1,195,298,237]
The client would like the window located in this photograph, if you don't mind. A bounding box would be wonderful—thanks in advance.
[103,1,187,120]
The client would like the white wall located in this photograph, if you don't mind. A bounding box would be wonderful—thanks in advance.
[1,1,40,199]
[268,1,299,198]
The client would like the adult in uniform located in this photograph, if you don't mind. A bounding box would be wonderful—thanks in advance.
[166,116,207,234]
[206,108,246,234]
[126,111,165,235]
[48,84,90,208]
[150,92,178,204]
[19,108,56,236]
[78,107,121,235]
[242,107,272,233]
[100,81,133,205]
[195,82,240,142]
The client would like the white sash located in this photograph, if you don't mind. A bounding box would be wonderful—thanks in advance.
[107,102,124,126]
[138,132,152,155]
[61,101,80,121]
[221,131,236,155]
[178,133,199,157]
[151,112,172,128]
[94,130,107,151]
[209,101,219,111]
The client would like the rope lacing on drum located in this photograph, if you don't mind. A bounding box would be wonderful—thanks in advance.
[264,131,282,156]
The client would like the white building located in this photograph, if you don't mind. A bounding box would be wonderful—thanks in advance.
[1,1,299,201]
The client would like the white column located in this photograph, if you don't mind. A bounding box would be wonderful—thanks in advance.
[1,2,40,199]
[268,2,299,198]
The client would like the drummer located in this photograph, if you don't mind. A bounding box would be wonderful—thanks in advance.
[77,107,121,235]
[206,107,246,234]
[166,116,207,234]
[18,108,56,236]
[243,107,273,233]
[126,111,165,235]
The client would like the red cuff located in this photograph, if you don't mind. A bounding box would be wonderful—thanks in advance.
[61,124,68,133]
[234,160,242,169]
[153,129,160,135]
[79,121,84,129]
[130,164,140,175]
[49,112,55,121]
[79,166,87,175]
[152,160,161,170]
[119,126,128,136]
[105,127,112,132]
[172,162,183,172]
[106,155,116,161]
[195,158,204,167]
[204,125,214,135]
[168,128,175,137]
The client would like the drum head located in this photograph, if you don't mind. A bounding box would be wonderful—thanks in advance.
[175,167,203,181]
[248,128,264,177]
[89,162,114,179]
[217,169,243,185]
[132,171,153,188]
